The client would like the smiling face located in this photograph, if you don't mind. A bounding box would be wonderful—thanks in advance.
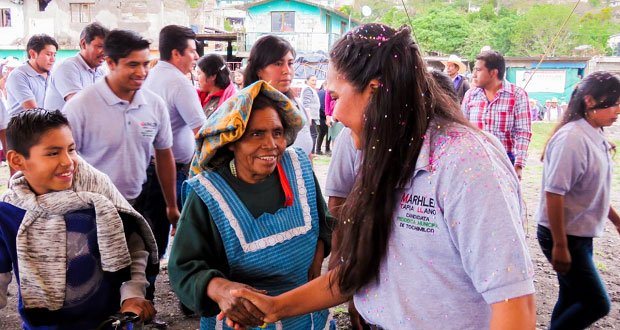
[257,52,294,93]
[106,48,151,94]
[228,106,287,184]
[326,62,376,149]
[8,125,78,195]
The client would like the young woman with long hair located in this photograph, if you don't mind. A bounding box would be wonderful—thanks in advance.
[222,23,536,330]
[536,71,620,330]
[243,35,314,157]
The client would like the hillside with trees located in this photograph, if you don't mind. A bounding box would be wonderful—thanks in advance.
[338,0,620,59]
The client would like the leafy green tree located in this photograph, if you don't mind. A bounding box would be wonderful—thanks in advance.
[185,0,201,8]
[411,8,470,54]
[510,4,578,57]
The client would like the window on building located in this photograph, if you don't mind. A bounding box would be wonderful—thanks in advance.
[271,12,295,32]
[70,3,93,23]
[0,8,10,27]
[325,15,331,33]
[341,21,347,35]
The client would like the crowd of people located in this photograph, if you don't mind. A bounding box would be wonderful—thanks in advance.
[0,20,617,330]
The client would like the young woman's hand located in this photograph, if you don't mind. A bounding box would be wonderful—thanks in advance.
[551,245,571,275]
[207,278,266,328]
[227,288,280,324]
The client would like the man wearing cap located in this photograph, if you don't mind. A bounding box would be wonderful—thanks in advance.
[6,34,58,117]
[44,22,109,111]
[442,54,470,103]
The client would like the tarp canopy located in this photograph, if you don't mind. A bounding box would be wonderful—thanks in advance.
[294,51,328,80]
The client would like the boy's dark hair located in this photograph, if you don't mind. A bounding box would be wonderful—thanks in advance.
[80,22,110,45]
[26,34,58,59]
[104,29,151,64]
[159,25,196,61]
[6,109,70,158]
[197,54,231,90]
[476,50,505,80]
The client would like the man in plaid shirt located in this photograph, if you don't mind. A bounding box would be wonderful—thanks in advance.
[462,50,532,180]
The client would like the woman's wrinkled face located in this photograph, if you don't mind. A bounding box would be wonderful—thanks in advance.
[326,62,376,150]
[257,52,294,93]
[228,106,287,184]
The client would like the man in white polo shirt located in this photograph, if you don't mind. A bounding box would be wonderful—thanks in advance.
[142,24,205,256]
[45,22,109,111]
[6,34,57,117]
[64,28,180,244]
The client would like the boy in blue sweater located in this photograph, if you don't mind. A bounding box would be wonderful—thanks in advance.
[0,109,159,329]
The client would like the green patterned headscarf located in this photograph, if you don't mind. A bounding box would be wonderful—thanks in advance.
[189,80,305,177]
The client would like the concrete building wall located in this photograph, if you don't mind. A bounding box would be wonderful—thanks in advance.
[1,0,197,51]
[0,0,25,48]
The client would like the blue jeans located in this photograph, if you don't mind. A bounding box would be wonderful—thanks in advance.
[537,225,610,329]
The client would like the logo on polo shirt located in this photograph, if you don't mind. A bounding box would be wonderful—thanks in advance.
[397,193,437,234]
[139,121,158,138]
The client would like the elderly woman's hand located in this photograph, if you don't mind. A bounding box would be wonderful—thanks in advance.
[207,278,267,328]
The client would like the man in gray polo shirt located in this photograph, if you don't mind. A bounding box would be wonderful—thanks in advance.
[142,24,206,317]
[142,24,205,246]
[64,28,180,241]
[45,22,109,111]
[6,34,58,117]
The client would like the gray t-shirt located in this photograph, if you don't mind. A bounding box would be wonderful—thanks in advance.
[44,54,106,111]
[143,61,206,164]
[325,127,360,198]
[64,79,173,199]
[352,123,535,329]
[535,118,613,237]
[6,63,49,117]
[301,85,320,120]
[0,97,8,130]
[291,98,313,156]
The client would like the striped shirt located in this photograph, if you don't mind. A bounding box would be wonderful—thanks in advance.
[461,81,532,167]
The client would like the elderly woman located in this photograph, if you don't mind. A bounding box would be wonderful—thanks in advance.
[197,54,237,118]
[168,81,333,330]
[243,35,314,157]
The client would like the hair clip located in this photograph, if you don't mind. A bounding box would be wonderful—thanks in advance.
[219,64,227,71]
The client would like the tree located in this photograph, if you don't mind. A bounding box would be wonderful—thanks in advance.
[510,4,578,57]
[411,8,470,54]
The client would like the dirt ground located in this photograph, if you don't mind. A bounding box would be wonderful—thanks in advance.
[0,121,619,329]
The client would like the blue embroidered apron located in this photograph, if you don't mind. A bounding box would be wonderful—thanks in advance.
[187,148,329,330]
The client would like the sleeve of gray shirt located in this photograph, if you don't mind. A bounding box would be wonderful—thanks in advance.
[174,82,206,130]
[6,70,35,105]
[0,100,8,130]
[325,128,359,198]
[63,99,85,153]
[438,134,535,304]
[153,97,174,150]
[302,87,320,120]
[542,129,586,196]
[51,62,83,100]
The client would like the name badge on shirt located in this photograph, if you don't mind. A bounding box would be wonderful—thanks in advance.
[397,192,438,234]
[139,122,158,138]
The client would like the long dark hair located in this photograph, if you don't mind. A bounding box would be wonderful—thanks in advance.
[331,24,470,295]
[542,71,620,160]
[197,54,231,90]
[244,35,296,99]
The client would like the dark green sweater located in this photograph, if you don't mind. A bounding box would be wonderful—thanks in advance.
[168,165,334,317]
